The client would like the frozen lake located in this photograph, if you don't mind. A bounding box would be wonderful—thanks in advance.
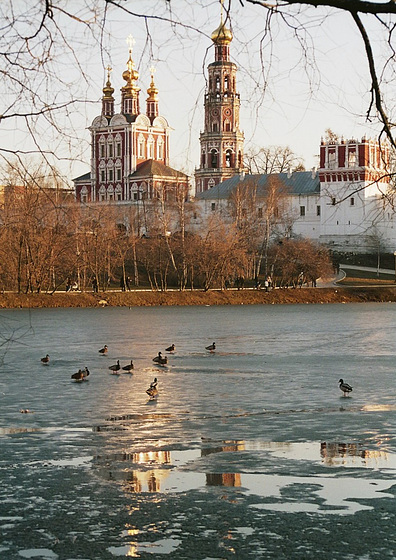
[0,303,395,559]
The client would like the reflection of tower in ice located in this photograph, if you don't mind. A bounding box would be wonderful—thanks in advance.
[320,442,389,467]
[95,449,171,492]
[202,440,245,487]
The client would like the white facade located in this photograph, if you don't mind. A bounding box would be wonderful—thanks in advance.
[194,138,396,253]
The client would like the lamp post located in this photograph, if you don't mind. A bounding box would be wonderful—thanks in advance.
[394,251,396,283]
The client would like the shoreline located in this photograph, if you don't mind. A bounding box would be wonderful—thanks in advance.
[1,285,396,308]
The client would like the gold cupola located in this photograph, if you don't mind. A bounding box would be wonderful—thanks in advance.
[121,34,140,116]
[102,65,115,119]
[211,21,233,45]
[146,66,159,122]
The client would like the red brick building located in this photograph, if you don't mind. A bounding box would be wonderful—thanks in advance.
[74,36,189,204]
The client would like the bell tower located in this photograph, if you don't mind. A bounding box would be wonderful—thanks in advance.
[195,13,245,193]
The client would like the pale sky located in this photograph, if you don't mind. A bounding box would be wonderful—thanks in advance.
[2,0,393,184]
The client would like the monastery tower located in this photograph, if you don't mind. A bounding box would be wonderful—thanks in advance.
[195,14,245,193]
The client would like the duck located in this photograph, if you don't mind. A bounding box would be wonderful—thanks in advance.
[71,367,90,382]
[71,369,85,382]
[109,360,120,374]
[41,354,50,364]
[122,360,134,373]
[153,352,168,365]
[205,342,216,352]
[146,377,158,399]
[99,345,108,354]
[165,344,175,353]
[339,378,353,397]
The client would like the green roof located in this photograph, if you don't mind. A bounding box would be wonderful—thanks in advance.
[196,171,320,199]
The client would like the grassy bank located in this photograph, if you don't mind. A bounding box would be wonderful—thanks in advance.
[1,285,396,309]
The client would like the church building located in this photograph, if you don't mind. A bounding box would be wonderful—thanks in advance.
[74,36,189,204]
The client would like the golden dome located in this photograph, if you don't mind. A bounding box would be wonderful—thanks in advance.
[103,79,114,98]
[211,21,233,45]
[123,55,139,84]
[147,67,158,99]
[103,66,114,98]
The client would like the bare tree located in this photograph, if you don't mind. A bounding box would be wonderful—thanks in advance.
[244,145,305,175]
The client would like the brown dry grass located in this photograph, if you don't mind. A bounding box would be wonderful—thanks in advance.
[1,285,396,309]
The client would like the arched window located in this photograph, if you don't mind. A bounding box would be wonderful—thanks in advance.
[201,151,206,167]
[107,141,113,158]
[147,136,154,159]
[157,138,164,160]
[210,149,218,168]
[216,76,220,90]
[138,134,145,159]
[225,149,233,168]
[224,120,231,132]
[224,76,229,90]
[212,122,218,132]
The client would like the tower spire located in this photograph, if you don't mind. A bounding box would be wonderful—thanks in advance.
[146,65,159,122]
[102,65,115,119]
[121,34,140,116]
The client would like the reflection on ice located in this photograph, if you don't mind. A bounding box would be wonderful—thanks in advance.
[108,538,181,557]
[92,439,396,516]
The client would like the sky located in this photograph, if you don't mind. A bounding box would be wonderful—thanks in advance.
[1,0,394,185]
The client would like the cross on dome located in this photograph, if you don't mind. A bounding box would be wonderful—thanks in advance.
[126,34,135,53]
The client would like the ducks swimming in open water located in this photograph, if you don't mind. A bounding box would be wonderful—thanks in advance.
[41,354,50,364]
[339,378,353,397]
[109,360,121,374]
[99,345,108,355]
[206,342,216,352]
[153,352,168,366]
[165,344,175,353]
[122,360,134,373]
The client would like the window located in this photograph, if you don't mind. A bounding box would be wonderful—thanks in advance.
[108,169,113,182]
[210,149,218,168]
[100,170,105,183]
[211,202,216,211]
[212,123,218,132]
[138,136,145,158]
[300,206,306,217]
[317,205,321,216]
[116,142,121,157]
[157,140,164,160]
[147,140,154,159]
[224,120,231,132]
[216,76,220,90]
[108,143,113,158]
[100,144,105,158]
[350,197,355,206]
[201,152,206,166]
[225,149,232,167]
[224,76,229,90]
[116,168,122,181]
